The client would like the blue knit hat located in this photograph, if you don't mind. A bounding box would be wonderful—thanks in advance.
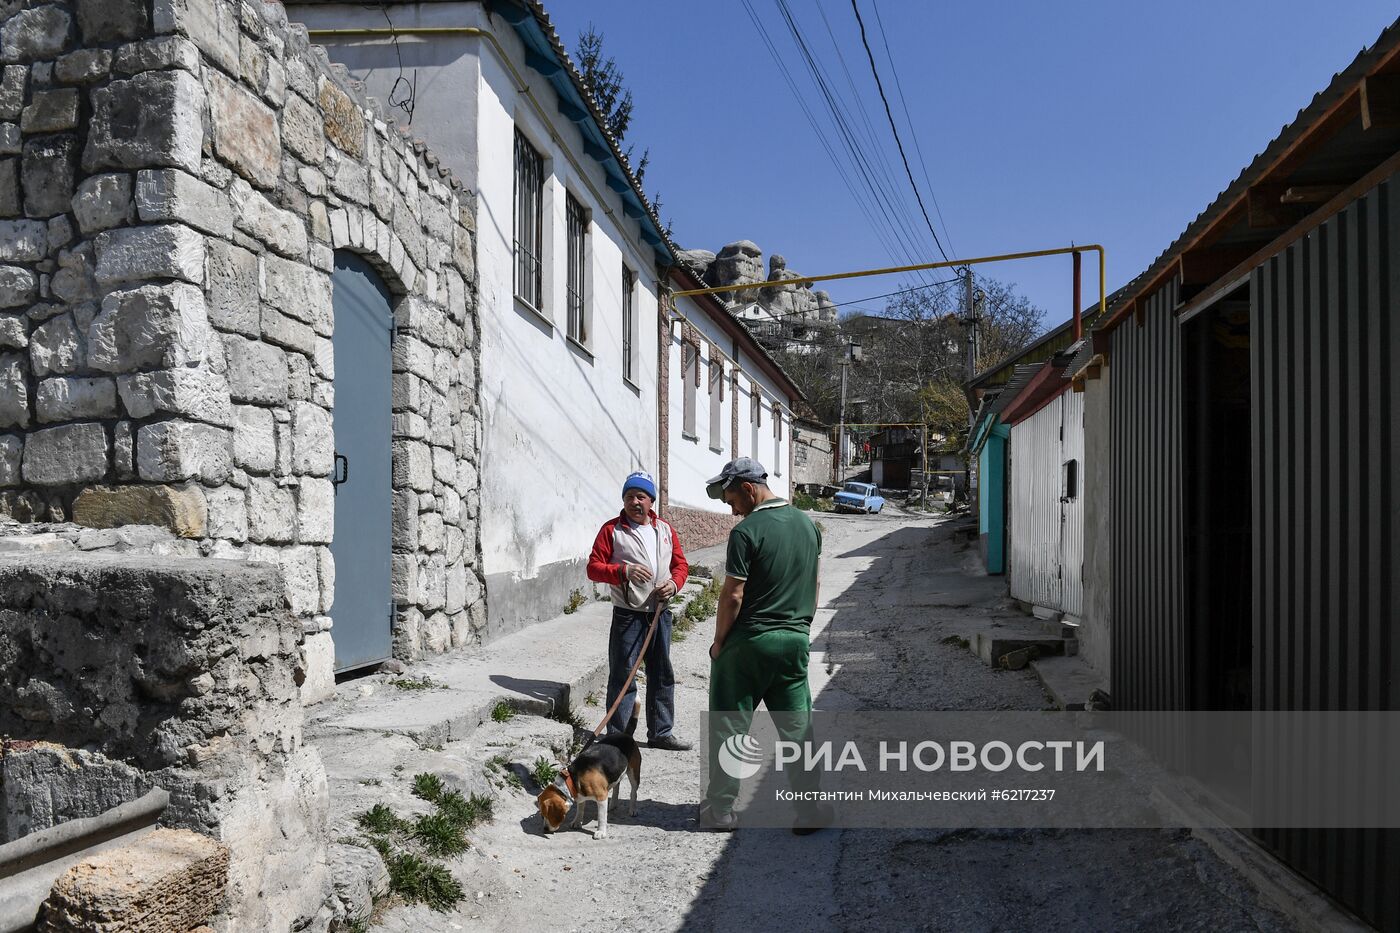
[622,471,656,501]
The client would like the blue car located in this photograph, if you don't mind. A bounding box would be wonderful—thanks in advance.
[833,482,885,514]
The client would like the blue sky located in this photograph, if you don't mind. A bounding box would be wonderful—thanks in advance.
[546,1,1398,328]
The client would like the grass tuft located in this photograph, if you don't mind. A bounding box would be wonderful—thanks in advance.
[389,675,442,691]
[437,790,493,829]
[385,851,465,911]
[411,811,469,857]
[357,803,409,835]
[490,699,514,722]
[531,756,560,788]
[411,772,445,803]
[563,588,587,614]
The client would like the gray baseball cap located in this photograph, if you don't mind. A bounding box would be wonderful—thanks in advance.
[706,457,768,499]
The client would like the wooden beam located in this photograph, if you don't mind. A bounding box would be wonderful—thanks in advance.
[1281,184,1347,203]
[1360,74,1400,130]
[1247,184,1302,229]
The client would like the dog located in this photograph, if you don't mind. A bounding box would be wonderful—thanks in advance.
[535,711,642,839]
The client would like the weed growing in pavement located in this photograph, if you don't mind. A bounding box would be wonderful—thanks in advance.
[385,851,464,911]
[389,675,443,691]
[357,804,409,835]
[411,811,468,857]
[503,771,523,791]
[940,634,970,649]
[531,756,560,787]
[484,753,509,773]
[358,778,382,787]
[437,790,493,828]
[563,588,587,614]
[549,700,587,731]
[491,700,514,722]
[584,692,599,706]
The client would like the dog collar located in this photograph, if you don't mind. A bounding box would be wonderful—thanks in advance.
[555,769,576,803]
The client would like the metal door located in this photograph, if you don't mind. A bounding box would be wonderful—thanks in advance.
[1009,400,1064,609]
[330,252,394,671]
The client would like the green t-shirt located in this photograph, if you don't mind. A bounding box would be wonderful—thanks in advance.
[725,498,822,634]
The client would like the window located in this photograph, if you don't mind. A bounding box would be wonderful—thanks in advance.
[708,354,723,449]
[565,193,587,344]
[621,266,636,381]
[681,341,698,437]
[773,408,783,475]
[1062,458,1080,500]
[513,129,544,311]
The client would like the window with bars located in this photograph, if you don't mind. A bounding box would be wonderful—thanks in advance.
[622,266,636,381]
[565,194,588,344]
[513,129,543,311]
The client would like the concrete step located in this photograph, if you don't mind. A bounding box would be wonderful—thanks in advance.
[972,632,1069,668]
[1027,654,1106,710]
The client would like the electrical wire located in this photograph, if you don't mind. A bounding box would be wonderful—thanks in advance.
[850,0,949,263]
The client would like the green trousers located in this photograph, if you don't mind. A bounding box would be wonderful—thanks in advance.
[706,627,816,814]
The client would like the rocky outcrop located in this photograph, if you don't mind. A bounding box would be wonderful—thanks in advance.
[684,240,837,329]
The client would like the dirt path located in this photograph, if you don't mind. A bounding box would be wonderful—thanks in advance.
[367,509,1294,933]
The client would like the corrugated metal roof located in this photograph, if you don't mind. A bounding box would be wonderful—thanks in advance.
[1062,339,1093,380]
[1096,16,1400,330]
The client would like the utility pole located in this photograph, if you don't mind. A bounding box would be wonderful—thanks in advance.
[835,338,861,480]
[962,266,978,387]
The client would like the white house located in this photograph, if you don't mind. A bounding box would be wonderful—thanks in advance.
[290,0,675,637]
[662,266,803,549]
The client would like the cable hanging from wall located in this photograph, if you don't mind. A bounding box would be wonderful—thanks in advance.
[364,2,417,122]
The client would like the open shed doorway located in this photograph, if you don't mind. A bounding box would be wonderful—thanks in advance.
[1182,291,1252,711]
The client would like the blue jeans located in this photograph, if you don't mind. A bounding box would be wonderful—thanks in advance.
[606,606,675,740]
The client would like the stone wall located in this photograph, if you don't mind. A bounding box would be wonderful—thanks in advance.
[666,503,738,552]
[0,0,483,688]
[0,551,331,931]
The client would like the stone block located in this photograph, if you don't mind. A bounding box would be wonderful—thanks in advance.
[230,180,306,258]
[282,92,324,165]
[297,477,333,544]
[0,218,45,261]
[36,376,117,422]
[225,334,287,405]
[205,238,259,336]
[50,242,96,303]
[247,476,295,543]
[152,0,239,75]
[300,630,335,704]
[290,401,332,476]
[317,78,364,159]
[135,168,233,238]
[117,367,232,425]
[22,134,79,218]
[272,543,319,615]
[0,264,34,307]
[95,223,206,287]
[22,422,108,484]
[419,553,446,611]
[260,304,316,355]
[136,420,230,483]
[112,35,201,75]
[207,68,280,188]
[112,420,133,478]
[29,314,82,377]
[0,65,24,119]
[54,47,112,84]
[76,0,149,44]
[0,352,26,427]
[231,403,275,473]
[203,482,246,541]
[20,89,78,133]
[72,173,133,234]
[418,511,443,552]
[0,433,19,486]
[394,440,432,492]
[1,5,73,64]
[37,828,228,933]
[89,282,211,372]
[263,253,330,331]
[72,483,207,538]
[84,70,204,175]
[0,157,16,217]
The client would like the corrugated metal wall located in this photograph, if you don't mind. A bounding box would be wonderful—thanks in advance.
[1009,397,1064,609]
[1250,174,1400,932]
[1060,390,1086,617]
[1110,278,1185,711]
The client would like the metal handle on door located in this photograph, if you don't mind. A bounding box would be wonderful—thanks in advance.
[333,453,349,488]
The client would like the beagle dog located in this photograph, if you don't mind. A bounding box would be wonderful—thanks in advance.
[536,712,642,838]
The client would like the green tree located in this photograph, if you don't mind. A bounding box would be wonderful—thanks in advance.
[574,25,650,187]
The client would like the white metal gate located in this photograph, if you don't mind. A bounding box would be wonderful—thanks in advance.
[1008,392,1085,615]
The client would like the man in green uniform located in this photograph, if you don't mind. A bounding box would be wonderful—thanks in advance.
[698,457,823,833]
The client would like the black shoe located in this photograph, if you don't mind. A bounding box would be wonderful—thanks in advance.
[648,734,693,751]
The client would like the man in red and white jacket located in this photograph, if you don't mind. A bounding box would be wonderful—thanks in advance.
[586,471,692,750]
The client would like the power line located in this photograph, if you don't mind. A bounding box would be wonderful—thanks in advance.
[849,0,950,263]
[728,276,962,324]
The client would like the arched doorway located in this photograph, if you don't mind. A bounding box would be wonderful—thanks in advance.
[330,251,395,671]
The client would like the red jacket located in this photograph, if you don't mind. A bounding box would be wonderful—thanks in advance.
[587,510,689,609]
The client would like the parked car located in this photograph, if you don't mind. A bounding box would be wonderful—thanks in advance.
[833,482,885,514]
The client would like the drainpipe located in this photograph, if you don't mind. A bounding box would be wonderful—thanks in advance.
[1073,250,1083,342]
